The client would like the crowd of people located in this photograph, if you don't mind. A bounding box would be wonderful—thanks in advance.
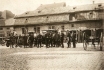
[5,31,77,48]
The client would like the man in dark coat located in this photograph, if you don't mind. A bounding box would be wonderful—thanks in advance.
[45,32,50,48]
[18,35,23,48]
[28,33,34,48]
[60,32,64,48]
[67,32,71,48]
[49,32,53,47]
[54,31,60,47]
[52,32,55,47]
[10,34,15,48]
[34,36,37,47]
[37,33,43,48]
[23,34,28,48]
[15,34,19,48]
[72,32,76,48]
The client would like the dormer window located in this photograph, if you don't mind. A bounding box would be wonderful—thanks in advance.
[98,4,102,7]
[25,19,28,23]
[25,12,29,14]
[38,10,41,13]
[73,7,76,10]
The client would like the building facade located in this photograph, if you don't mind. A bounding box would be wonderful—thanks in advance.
[14,3,104,42]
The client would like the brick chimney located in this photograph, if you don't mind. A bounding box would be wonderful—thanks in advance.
[93,1,95,4]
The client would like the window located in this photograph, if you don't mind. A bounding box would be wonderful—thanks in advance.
[73,7,76,10]
[69,13,75,20]
[38,10,41,13]
[37,27,40,33]
[7,27,10,29]
[22,28,25,34]
[25,12,29,14]
[98,4,102,7]
[89,12,93,19]
[48,26,51,29]
[61,26,64,30]
[52,26,55,29]
[25,19,28,23]
[34,27,36,33]
[71,24,74,27]
[48,26,55,29]
[0,34,4,37]
[0,27,3,30]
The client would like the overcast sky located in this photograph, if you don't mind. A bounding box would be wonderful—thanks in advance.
[0,0,104,15]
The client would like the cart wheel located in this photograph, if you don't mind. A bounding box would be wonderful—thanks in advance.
[83,40,87,50]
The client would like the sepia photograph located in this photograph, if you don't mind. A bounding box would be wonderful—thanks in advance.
[0,0,104,70]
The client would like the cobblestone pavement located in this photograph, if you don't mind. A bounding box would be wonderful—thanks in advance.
[0,43,104,70]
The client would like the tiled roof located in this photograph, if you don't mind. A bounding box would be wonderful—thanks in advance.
[15,3,104,18]
[15,6,71,17]
[70,3,104,12]
[15,2,69,18]
[37,2,66,10]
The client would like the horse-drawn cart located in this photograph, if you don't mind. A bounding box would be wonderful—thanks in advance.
[83,29,103,51]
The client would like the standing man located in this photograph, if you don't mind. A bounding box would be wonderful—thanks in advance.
[34,33,38,47]
[28,33,34,48]
[18,35,22,48]
[52,32,55,47]
[54,31,60,47]
[37,33,43,48]
[10,33,15,48]
[49,31,53,47]
[45,32,50,48]
[23,34,28,48]
[72,32,76,48]
[91,29,96,48]
[15,34,19,48]
[58,32,61,47]
[67,31,71,48]
[60,32,64,48]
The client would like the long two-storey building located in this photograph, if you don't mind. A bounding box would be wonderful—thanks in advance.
[0,2,104,49]
[14,2,104,43]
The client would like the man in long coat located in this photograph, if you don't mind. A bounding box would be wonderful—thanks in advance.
[72,32,76,48]
[45,32,50,48]
[60,32,64,48]
[28,33,34,48]
[67,32,71,48]
[37,33,43,48]
[23,34,28,48]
